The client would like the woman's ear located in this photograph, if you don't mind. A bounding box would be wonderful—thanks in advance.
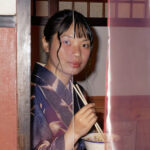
[42,36,49,53]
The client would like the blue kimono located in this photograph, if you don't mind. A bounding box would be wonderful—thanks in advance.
[31,63,85,150]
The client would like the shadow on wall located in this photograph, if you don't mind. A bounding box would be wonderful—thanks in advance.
[75,27,100,81]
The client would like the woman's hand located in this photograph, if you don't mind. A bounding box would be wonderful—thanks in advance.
[73,103,97,141]
[64,103,97,150]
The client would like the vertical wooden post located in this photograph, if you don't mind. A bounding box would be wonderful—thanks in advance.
[48,0,59,17]
[87,2,90,18]
[17,0,31,149]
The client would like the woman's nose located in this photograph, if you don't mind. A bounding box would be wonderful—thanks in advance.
[74,51,80,57]
[73,45,81,57]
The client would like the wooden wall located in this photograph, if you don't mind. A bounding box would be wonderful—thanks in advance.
[0,28,17,150]
[0,0,31,150]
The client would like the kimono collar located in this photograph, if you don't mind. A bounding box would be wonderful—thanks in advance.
[31,63,72,105]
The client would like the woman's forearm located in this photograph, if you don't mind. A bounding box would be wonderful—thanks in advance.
[64,124,79,150]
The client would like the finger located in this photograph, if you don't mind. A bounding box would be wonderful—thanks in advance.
[83,107,96,116]
[74,111,96,127]
[79,113,97,126]
[75,108,96,124]
[87,113,97,122]
[77,103,95,115]
[82,116,97,132]
[80,108,96,120]
[88,115,98,126]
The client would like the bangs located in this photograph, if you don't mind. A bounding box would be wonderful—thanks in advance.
[74,21,90,40]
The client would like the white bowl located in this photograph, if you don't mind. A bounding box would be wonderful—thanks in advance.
[82,133,105,150]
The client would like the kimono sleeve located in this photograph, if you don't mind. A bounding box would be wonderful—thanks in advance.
[31,87,65,150]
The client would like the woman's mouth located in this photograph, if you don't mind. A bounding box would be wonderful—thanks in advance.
[69,62,81,68]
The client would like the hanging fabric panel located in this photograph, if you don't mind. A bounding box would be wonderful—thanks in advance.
[106,1,150,150]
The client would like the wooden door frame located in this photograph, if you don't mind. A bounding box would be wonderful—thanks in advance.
[17,0,31,149]
[0,0,31,149]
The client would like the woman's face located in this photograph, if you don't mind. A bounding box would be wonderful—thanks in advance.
[47,24,91,76]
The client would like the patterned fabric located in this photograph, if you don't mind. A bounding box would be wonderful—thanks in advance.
[31,63,73,150]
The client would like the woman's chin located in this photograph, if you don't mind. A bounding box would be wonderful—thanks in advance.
[69,69,83,76]
[60,67,84,76]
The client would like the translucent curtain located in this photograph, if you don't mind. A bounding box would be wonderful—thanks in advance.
[106,1,150,150]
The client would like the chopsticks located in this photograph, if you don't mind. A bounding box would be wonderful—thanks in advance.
[72,83,105,140]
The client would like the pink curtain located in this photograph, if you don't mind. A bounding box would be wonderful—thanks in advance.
[105,1,150,150]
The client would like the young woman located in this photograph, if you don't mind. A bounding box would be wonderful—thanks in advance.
[31,9,97,150]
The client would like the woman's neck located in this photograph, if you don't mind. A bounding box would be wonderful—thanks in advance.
[45,63,71,86]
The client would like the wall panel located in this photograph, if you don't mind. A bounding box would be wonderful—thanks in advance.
[0,28,17,150]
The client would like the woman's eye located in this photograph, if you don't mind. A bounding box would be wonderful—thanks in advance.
[82,43,90,48]
[63,40,71,45]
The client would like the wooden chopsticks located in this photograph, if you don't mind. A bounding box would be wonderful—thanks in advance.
[72,83,105,141]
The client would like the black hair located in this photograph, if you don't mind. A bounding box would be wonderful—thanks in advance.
[44,9,93,49]
[43,9,93,70]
